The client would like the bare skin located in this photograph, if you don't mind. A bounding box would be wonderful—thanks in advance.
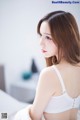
[43,109,78,120]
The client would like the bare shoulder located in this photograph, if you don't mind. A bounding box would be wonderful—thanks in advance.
[38,66,58,86]
[37,66,59,95]
[39,66,56,79]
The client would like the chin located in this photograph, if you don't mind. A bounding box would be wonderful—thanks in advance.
[44,55,53,58]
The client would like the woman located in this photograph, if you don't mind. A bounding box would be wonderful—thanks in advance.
[15,11,80,120]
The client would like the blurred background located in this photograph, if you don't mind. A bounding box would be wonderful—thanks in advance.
[0,0,80,105]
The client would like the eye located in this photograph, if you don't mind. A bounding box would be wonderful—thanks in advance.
[45,36,52,40]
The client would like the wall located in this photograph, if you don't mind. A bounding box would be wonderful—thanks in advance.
[0,0,80,93]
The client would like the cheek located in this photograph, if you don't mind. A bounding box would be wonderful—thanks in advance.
[52,43,57,50]
[51,46,57,53]
[48,41,57,49]
[49,42,58,54]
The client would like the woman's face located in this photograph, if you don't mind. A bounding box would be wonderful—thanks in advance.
[39,21,58,58]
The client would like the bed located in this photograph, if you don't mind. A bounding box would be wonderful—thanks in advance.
[0,90,29,120]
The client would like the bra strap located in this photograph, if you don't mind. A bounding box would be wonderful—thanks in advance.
[52,65,66,93]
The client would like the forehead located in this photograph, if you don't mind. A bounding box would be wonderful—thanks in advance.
[40,21,51,34]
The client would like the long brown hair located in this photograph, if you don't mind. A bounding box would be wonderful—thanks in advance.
[37,11,80,66]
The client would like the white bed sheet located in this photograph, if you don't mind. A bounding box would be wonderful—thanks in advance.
[0,90,29,120]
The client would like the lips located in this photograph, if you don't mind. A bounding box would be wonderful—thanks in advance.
[41,49,47,53]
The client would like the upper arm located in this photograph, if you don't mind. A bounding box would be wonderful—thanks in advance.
[30,67,57,120]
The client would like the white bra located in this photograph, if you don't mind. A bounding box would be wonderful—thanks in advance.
[44,65,80,113]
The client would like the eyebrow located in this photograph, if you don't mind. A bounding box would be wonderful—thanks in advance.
[44,33,52,36]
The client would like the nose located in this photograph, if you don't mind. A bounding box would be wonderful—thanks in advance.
[39,36,44,46]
